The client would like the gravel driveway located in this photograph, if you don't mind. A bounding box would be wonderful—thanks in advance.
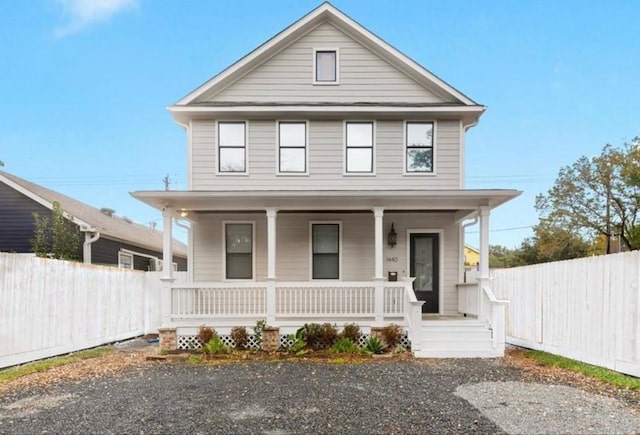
[0,357,638,434]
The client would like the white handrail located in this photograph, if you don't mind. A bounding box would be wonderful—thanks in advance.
[482,286,509,305]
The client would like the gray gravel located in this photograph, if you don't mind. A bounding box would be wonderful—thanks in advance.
[0,359,638,434]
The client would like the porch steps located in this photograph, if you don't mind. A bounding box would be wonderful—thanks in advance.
[413,319,500,358]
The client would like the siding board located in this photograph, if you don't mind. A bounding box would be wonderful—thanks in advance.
[197,23,453,104]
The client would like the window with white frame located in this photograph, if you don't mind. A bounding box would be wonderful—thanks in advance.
[225,223,253,279]
[312,223,340,279]
[218,122,246,172]
[278,122,306,173]
[345,122,374,173]
[314,49,337,83]
[406,121,434,173]
[118,251,133,269]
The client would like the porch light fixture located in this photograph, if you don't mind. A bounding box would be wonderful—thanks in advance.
[387,223,397,248]
[179,209,189,218]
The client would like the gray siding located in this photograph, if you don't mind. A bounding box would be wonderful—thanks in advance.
[197,23,452,104]
[192,211,459,314]
[190,119,461,190]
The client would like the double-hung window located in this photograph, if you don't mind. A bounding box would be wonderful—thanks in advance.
[311,223,340,279]
[314,49,338,84]
[218,122,246,173]
[225,223,253,279]
[118,251,133,269]
[278,122,307,173]
[405,122,434,173]
[345,122,374,173]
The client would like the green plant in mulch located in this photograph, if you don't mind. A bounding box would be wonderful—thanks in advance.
[364,336,385,354]
[380,324,403,348]
[340,323,361,342]
[230,326,249,350]
[197,326,216,346]
[253,320,267,346]
[524,350,640,391]
[202,335,231,355]
[330,337,363,354]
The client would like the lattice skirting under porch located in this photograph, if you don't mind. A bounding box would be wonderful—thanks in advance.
[177,332,411,351]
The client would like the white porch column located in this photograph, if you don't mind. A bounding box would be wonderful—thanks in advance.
[265,208,277,323]
[373,207,385,323]
[478,206,490,321]
[373,207,384,280]
[160,206,175,326]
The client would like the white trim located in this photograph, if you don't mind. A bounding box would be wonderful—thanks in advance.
[216,120,249,176]
[312,47,340,85]
[121,248,158,261]
[458,119,464,188]
[403,120,437,176]
[173,3,476,106]
[276,120,309,175]
[222,220,256,281]
[406,229,444,315]
[118,251,134,269]
[169,105,484,115]
[308,220,343,281]
[343,120,376,175]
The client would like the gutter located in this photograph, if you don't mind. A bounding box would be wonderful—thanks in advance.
[81,228,100,264]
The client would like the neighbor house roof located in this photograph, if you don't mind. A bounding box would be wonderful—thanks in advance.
[0,170,187,256]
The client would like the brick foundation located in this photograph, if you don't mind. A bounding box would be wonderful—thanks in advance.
[261,326,280,352]
[158,327,177,351]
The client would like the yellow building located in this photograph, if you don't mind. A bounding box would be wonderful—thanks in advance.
[464,245,480,267]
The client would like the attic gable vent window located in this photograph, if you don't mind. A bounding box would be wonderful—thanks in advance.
[314,48,338,84]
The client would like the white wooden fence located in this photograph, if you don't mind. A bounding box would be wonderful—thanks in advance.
[0,253,166,369]
[492,251,640,377]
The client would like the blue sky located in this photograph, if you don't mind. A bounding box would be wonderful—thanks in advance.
[1,0,638,247]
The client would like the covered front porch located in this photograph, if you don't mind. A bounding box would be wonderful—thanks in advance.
[132,189,519,357]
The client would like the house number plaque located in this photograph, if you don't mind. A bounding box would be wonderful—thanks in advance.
[386,257,398,262]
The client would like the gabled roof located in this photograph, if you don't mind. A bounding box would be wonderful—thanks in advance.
[0,170,187,257]
[172,2,478,108]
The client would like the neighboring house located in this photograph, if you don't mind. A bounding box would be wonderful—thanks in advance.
[464,245,480,267]
[133,3,520,357]
[0,170,187,271]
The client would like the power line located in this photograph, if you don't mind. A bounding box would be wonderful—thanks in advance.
[467,225,534,234]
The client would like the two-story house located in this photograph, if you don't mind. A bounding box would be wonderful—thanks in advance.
[132,3,520,357]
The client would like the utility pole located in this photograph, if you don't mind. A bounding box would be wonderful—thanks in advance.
[162,174,170,191]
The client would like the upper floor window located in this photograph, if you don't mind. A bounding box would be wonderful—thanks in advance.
[225,222,253,279]
[406,121,434,173]
[313,48,338,84]
[278,122,307,173]
[345,122,374,173]
[218,122,246,173]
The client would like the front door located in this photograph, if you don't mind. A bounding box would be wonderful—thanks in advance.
[409,233,439,313]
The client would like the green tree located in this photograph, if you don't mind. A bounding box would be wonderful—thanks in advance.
[30,201,80,260]
[536,140,640,252]
[529,220,589,263]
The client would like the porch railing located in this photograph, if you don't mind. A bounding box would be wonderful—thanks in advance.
[169,280,415,323]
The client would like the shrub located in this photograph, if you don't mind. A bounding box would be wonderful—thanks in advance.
[380,324,403,348]
[282,332,306,353]
[365,336,384,354]
[203,335,231,355]
[230,326,249,350]
[253,320,266,346]
[341,323,361,342]
[298,323,323,349]
[197,326,216,346]
[319,323,339,347]
[330,337,361,354]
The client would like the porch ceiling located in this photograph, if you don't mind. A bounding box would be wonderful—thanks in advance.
[131,189,521,219]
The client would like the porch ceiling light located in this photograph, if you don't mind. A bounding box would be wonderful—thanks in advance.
[179,209,189,218]
[387,223,397,248]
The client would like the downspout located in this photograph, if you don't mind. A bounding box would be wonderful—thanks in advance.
[460,216,479,282]
[82,229,100,264]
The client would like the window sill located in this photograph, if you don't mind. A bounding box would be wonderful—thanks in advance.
[403,172,437,177]
[276,173,310,177]
[215,172,250,177]
[343,172,376,177]
[312,81,340,86]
